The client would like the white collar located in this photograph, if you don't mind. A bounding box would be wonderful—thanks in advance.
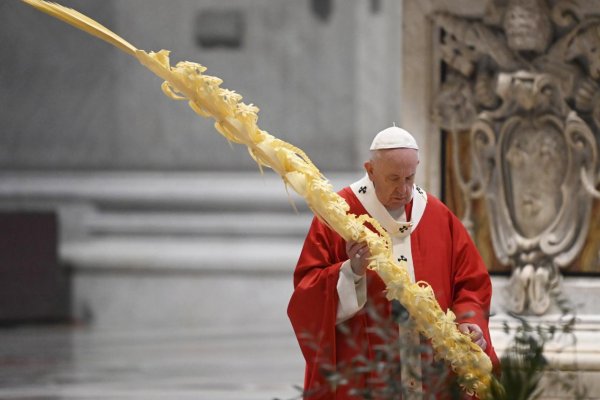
[350,174,427,238]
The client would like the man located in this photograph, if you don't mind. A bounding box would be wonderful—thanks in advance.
[288,127,498,399]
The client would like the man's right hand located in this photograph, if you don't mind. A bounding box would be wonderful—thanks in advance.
[345,240,371,277]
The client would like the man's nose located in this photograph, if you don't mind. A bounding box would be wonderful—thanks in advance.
[397,183,410,195]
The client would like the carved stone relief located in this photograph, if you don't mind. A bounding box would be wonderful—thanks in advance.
[432,0,600,314]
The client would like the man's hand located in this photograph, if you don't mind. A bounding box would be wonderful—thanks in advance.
[458,323,487,350]
[345,240,371,276]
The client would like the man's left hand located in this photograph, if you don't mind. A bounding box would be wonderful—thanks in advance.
[458,323,487,351]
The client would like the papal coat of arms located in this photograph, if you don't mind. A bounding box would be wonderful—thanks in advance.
[433,0,600,314]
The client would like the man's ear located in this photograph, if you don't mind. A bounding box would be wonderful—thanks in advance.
[364,161,374,181]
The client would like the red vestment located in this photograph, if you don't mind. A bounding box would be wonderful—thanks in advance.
[288,186,499,399]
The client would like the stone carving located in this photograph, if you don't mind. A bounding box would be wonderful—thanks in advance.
[472,73,596,314]
[433,0,600,314]
[503,0,553,54]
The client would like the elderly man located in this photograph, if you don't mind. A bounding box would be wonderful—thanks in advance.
[288,127,498,399]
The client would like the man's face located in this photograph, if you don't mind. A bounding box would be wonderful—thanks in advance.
[364,148,419,210]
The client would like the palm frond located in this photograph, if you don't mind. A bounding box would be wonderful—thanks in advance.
[21,0,137,56]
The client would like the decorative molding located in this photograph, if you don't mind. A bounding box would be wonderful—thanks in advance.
[432,0,600,314]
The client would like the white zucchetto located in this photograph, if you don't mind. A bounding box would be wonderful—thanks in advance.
[369,127,419,151]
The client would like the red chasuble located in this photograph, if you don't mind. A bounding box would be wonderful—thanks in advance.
[287,186,499,399]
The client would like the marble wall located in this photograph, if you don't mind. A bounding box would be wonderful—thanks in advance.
[1,0,403,173]
[0,1,119,169]
[0,0,407,330]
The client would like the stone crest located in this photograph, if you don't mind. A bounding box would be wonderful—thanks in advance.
[433,0,600,314]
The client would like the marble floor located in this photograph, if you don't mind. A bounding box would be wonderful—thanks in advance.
[3,319,599,399]
[0,323,305,400]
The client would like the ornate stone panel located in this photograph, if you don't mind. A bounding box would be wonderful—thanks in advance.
[432,0,600,314]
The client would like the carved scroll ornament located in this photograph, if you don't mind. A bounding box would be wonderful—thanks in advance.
[471,72,596,314]
[433,0,600,314]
